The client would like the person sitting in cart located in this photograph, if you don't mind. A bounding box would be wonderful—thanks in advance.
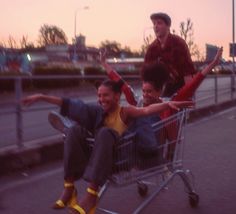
[22,80,192,214]
[101,47,223,160]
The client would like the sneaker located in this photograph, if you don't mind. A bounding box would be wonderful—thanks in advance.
[48,111,74,134]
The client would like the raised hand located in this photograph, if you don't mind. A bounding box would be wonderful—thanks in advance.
[99,48,107,64]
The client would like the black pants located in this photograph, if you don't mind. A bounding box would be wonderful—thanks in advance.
[64,125,119,186]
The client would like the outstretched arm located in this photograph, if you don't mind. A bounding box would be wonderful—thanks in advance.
[123,100,194,119]
[21,94,63,107]
[100,50,138,105]
[100,50,121,81]
[173,47,223,101]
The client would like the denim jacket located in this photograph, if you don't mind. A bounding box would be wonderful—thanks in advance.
[60,98,105,134]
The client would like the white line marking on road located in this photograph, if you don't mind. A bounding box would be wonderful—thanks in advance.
[0,168,63,193]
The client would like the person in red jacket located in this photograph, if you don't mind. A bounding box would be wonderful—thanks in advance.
[144,12,197,97]
[101,48,222,113]
[101,47,223,159]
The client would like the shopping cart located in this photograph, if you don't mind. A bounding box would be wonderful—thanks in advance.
[97,109,199,214]
[48,109,199,214]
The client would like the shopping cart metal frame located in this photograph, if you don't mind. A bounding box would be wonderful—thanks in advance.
[48,109,199,214]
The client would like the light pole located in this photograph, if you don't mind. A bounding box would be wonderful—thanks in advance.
[73,6,89,63]
[232,0,235,98]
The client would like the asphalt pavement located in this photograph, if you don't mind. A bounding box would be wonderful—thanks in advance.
[0,106,236,214]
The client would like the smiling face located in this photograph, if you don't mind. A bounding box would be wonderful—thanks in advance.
[152,18,169,38]
[97,84,121,112]
[142,81,162,106]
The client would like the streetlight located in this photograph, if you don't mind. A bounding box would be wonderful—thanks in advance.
[73,6,89,62]
[230,0,236,98]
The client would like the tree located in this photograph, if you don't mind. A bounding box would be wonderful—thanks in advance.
[99,40,122,58]
[100,40,142,58]
[38,24,68,46]
[179,18,204,61]
[121,46,137,58]
[20,35,34,49]
[8,35,18,49]
[0,41,7,48]
[141,34,154,56]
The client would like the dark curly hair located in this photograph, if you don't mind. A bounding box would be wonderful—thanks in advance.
[141,62,169,91]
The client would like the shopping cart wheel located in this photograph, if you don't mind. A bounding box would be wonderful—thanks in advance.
[189,192,199,208]
[137,182,148,197]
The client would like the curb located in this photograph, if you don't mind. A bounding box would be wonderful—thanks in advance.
[0,100,236,176]
[188,99,236,123]
[0,135,64,176]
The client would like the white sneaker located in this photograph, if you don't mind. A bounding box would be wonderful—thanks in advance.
[48,111,74,134]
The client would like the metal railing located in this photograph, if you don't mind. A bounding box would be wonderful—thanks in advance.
[0,74,235,149]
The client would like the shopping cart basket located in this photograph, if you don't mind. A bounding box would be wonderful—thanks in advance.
[97,109,199,214]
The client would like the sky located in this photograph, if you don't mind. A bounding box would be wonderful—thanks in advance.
[0,0,234,60]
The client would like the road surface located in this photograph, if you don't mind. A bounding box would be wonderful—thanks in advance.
[0,106,236,214]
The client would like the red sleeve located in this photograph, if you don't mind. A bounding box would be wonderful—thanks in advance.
[121,84,137,106]
[107,69,121,81]
[172,72,205,101]
[108,70,137,106]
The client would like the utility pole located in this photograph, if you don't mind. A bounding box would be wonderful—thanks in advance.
[73,6,89,63]
[232,0,235,98]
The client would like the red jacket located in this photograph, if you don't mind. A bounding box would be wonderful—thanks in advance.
[144,34,196,96]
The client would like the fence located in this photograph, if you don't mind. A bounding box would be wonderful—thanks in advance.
[0,74,235,149]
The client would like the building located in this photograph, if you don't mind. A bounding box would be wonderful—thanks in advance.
[205,44,219,62]
[106,57,144,74]
[0,35,100,73]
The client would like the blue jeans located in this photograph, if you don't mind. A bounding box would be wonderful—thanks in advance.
[64,125,119,186]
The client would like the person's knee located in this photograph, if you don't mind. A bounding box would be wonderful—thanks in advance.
[95,127,119,145]
[65,124,87,145]
[68,124,82,133]
[97,127,118,137]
